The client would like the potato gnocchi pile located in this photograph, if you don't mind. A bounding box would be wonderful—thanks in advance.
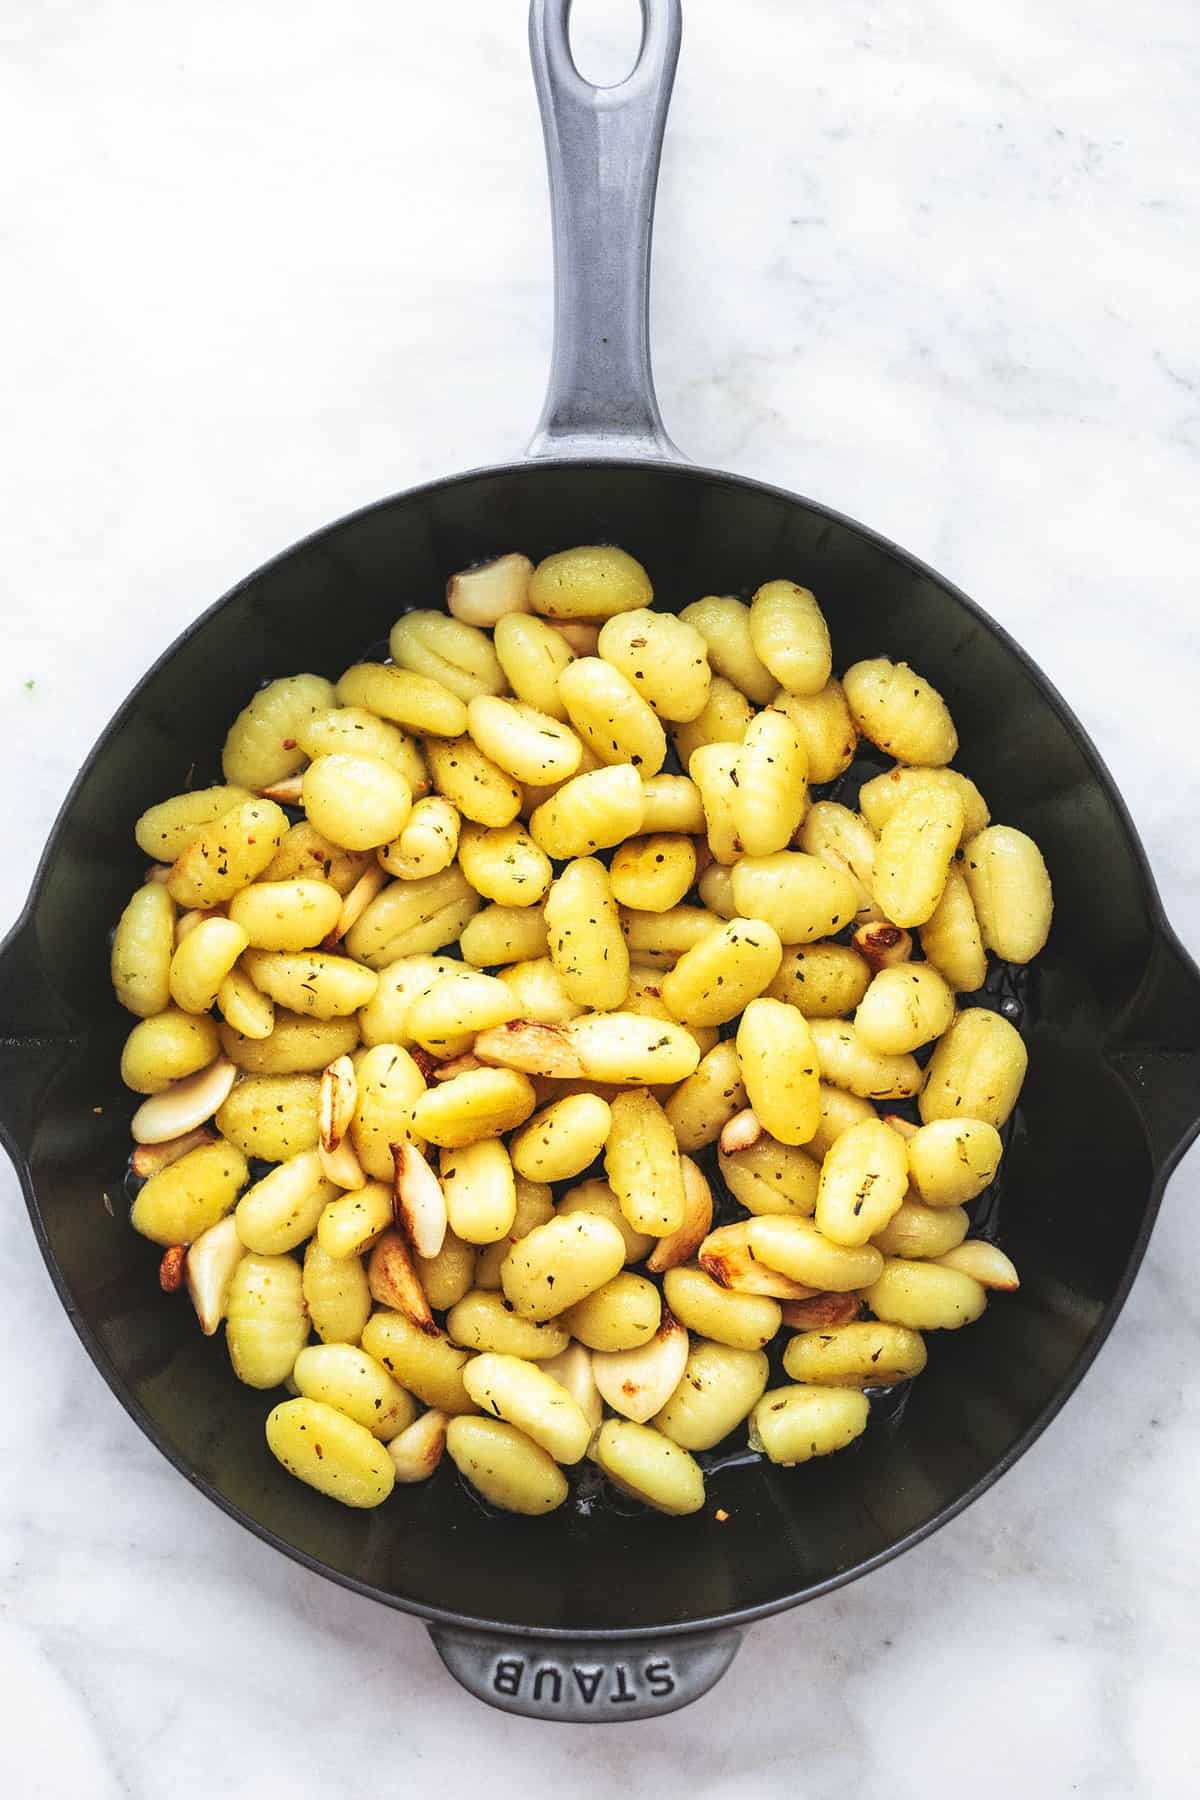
[111,544,1052,1519]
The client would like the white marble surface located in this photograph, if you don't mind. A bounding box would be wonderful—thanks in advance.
[3,0,1199,1789]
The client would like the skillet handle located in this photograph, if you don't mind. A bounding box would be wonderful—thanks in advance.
[0,909,78,1166]
[527,0,682,462]
[428,1622,741,1722]
[1108,926,1200,1177]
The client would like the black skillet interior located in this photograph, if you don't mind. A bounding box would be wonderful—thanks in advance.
[9,457,1196,1637]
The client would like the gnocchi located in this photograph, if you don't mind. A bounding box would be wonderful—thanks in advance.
[111,882,176,1017]
[112,539,1045,1521]
[596,608,711,723]
[749,580,832,696]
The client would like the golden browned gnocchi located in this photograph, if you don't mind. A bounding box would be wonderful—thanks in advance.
[220,1006,359,1075]
[222,674,337,788]
[528,761,645,859]
[227,878,342,951]
[771,678,857,784]
[466,695,583,784]
[529,544,652,620]
[135,785,256,863]
[596,608,712,722]
[749,580,832,696]
[389,610,506,703]
[558,657,668,776]
[661,917,782,1028]
[671,675,755,766]
[919,863,989,993]
[167,799,289,909]
[111,882,176,1017]
[680,596,776,705]
[114,540,1044,1518]
[843,657,958,766]
[767,942,871,1018]
[800,801,879,925]
[295,706,429,791]
[962,825,1053,963]
[854,962,956,1055]
[345,865,480,968]
[719,1136,820,1218]
[733,708,809,856]
[378,795,460,880]
[544,855,628,1011]
[731,851,859,944]
[267,1398,396,1507]
[609,834,698,913]
[492,611,574,717]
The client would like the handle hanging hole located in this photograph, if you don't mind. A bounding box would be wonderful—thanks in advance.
[568,0,645,88]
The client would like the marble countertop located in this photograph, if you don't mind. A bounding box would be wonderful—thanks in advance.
[3,0,1198,1790]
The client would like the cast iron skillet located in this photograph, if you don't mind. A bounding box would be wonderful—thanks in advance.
[3,0,1199,1723]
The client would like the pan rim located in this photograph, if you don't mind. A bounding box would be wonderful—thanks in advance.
[3,452,1191,1642]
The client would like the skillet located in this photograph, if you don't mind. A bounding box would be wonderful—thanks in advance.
[3,0,1199,1721]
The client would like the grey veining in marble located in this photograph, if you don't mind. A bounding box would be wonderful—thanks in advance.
[2,1,1198,1791]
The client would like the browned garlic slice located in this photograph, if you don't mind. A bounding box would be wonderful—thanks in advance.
[185,1214,244,1335]
[319,1056,357,1151]
[131,1125,217,1177]
[934,1240,1019,1291]
[698,1222,819,1301]
[592,1311,689,1423]
[446,553,534,627]
[387,1409,449,1483]
[391,1140,448,1259]
[645,1157,714,1274]
[368,1228,436,1333]
[326,865,388,946]
[130,1057,237,1144]
[852,921,913,971]
[718,1107,763,1156]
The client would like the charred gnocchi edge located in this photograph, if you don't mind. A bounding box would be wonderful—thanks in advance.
[109,540,1043,1518]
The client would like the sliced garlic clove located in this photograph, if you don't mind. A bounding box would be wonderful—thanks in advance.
[698,1222,818,1300]
[326,864,388,946]
[185,1214,244,1335]
[935,1240,1019,1291]
[387,1409,449,1483]
[130,1057,238,1144]
[258,774,305,804]
[718,1107,763,1156]
[779,1291,864,1330]
[159,1246,186,1293]
[408,1046,438,1082]
[646,1157,714,1273]
[319,1055,357,1151]
[880,1112,918,1140]
[540,1342,603,1452]
[131,1125,217,1178]
[592,1311,690,1424]
[432,1052,484,1081]
[473,1020,584,1079]
[852,921,913,971]
[392,1140,448,1259]
[446,552,534,628]
[319,1135,366,1190]
[550,621,600,656]
[368,1228,437,1333]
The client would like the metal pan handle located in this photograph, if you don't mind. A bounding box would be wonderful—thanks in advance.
[0,910,78,1169]
[429,1622,740,1721]
[1108,926,1200,1177]
[527,0,682,462]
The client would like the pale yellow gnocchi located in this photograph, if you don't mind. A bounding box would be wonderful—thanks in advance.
[114,540,1044,1520]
